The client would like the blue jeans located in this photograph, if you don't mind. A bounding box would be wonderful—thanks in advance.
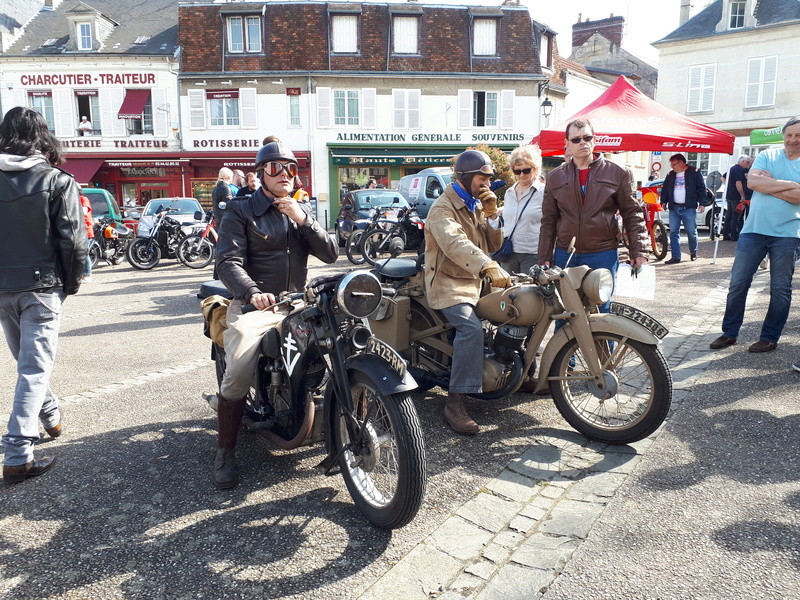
[553,246,619,313]
[668,205,698,260]
[0,291,64,466]
[440,303,484,394]
[721,233,800,343]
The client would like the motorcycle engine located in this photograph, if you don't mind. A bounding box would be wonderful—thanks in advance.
[493,325,528,362]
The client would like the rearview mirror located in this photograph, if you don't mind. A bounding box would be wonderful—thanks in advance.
[194,211,203,220]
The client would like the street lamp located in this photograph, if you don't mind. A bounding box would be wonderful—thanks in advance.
[541,97,553,119]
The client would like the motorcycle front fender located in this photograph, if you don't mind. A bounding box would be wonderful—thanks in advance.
[535,313,662,393]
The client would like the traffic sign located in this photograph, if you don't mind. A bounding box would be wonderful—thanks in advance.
[651,162,662,172]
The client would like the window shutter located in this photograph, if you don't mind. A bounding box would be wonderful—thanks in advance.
[101,88,126,136]
[53,88,73,138]
[239,88,257,129]
[701,64,716,112]
[317,87,331,128]
[392,89,405,129]
[500,89,514,129]
[187,89,205,129]
[458,89,471,129]
[408,90,420,129]
[151,88,168,137]
[762,56,777,106]
[362,88,376,129]
[687,66,702,112]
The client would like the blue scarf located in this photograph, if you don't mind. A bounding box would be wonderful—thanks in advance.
[452,181,477,212]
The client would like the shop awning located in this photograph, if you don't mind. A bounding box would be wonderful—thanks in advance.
[330,148,460,166]
[60,158,104,184]
[750,126,783,145]
[117,89,151,119]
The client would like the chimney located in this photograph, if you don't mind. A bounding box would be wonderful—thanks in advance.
[679,0,694,26]
[572,14,625,49]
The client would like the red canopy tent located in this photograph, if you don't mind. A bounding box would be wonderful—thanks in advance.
[532,76,735,157]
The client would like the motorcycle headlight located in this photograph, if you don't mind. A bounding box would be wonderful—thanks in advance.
[581,268,614,306]
[336,271,383,318]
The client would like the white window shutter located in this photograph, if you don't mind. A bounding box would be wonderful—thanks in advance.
[702,64,716,111]
[101,88,126,136]
[500,89,514,129]
[762,56,777,106]
[53,88,73,138]
[239,88,257,129]
[187,89,205,129]
[151,88,168,137]
[362,88,376,129]
[408,90,420,130]
[317,86,331,128]
[457,89,471,129]
[392,89,405,129]
[687,66,701,112]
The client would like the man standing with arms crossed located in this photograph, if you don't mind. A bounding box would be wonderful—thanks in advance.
[710,117,800,355]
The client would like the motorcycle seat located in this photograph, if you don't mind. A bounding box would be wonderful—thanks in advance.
[198,280,233,300]
[373,258,419,279]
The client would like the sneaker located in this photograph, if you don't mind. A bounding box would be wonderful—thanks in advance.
[748,340,777,353]
[664,257,681,265]
[792,361,800,373]
[690,252,697,261]
[710,335,736,349]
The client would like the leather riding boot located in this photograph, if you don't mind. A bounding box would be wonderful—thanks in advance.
[213,392,247,490]
[443,392,479,435]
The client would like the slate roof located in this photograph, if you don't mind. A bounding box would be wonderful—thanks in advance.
[5,0,178,55]
[0,0,44,36]
[655,0,800,44]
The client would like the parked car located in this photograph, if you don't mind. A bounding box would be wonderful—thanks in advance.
[335,189,409,247]
[136,198,204,239]
[81,187,123,222]
[640,179,723,233]
[396,167,452,218]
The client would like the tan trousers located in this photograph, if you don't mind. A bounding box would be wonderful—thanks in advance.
[219,300,284,399]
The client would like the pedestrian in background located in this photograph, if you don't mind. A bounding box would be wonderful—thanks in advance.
[722,156,753,241]
[235,171,258,197]
[80,194,94,282]
[0,106,86,483]
[710,116,800,355]
[231,169,245,195]
[499,144,544,275]
[212,167,233,227]
[661,153,707,264]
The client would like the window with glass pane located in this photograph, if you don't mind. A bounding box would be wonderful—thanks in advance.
[126,98,153,135]
[473,19,497,56]
[209,97,240,126]
[729,1,745,29]
[687,153,709,174]
[393,16,418,54]
[472,91,497,127]
[332,15,358,53]
[29,94,55,132]
[745,56,777,108]
[334,89,360,125]
[228,17,244,52]
[246,16,261,52]
[289,95,300,127]
[77,23,92,50]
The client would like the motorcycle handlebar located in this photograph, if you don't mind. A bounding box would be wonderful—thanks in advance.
[241,292,305,314]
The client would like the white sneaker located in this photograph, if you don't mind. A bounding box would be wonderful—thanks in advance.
[202,393,219,412]
[81,276,93,282]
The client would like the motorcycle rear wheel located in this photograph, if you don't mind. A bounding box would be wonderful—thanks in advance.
[127,238,161,270]
[548,333,671,444]
[88,242,101,268]
[178,234,215,269]
[652,221,668,261]
[362,230,406,266]
[332,378,426,529]
[346,230,366,265]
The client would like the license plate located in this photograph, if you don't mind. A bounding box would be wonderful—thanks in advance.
[366,337,407,377]
[384,210,398,220]
[608,302,669,339]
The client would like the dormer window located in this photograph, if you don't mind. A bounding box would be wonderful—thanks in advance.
[76,22,92,50]
[729,1,746,29]
[226,15,262,53]
[473,19,497,56]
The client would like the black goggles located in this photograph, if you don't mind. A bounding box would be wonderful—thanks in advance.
[262,161,298,178]
[569,135,595,144]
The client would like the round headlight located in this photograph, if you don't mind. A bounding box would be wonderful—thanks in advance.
[582,268,614,306]
[336,271,383,318]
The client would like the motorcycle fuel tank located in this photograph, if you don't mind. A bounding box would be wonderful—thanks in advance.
[475,285,546,326]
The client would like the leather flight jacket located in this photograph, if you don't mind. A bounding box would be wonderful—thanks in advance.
[212,180,233,226]
[216,187,338,302]
[0,162,86,295]
[538,156,647,263]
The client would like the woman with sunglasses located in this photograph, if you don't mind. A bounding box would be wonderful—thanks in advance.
[210,140,338,490]
[499,145,545,275]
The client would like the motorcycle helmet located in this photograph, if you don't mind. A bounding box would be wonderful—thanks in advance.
[255,141,297,172]
[454,149,494,190]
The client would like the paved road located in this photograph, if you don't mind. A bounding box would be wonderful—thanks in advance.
[0,236,797,599]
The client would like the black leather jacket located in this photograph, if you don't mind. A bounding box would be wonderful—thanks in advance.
[212,180,232,226]
[661,166,707,210]
[216,187,338,302]
[0,158,86,295]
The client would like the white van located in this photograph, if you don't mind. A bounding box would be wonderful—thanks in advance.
[396,167,453,219]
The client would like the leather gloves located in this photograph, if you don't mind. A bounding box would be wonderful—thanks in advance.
[481,261,513,288]
[477,187,498,219]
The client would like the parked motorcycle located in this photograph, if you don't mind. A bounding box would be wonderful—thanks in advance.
[127,207,195,270]
[202,271,427,529]
[369,248,672,444]
[88,216,133,267]
[361,203,425,266]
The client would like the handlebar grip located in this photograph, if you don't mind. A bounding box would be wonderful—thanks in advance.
[241,303,256,314]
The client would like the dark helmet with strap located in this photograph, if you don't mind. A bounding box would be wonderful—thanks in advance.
[255,141,297,171]
[454,149,494,189]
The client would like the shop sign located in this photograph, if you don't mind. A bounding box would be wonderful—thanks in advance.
[335,132,527,144]
[333,155,454,166]
[206,89,239,100]
[192,139,261,148]
[75,90,98,96]
[19,73,156,86]
[107,161,181,168]
[119,167,166,177]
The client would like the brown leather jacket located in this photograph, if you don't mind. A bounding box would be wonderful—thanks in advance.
[538,156,646,263]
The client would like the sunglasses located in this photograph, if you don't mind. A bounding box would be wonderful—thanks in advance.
[569,135,595,144]
[263,161,298,178]
[512,168,532,176]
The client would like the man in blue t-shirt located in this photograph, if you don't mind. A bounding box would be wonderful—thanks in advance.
[710,117,800,354]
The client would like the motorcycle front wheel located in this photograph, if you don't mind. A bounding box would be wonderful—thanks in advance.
[548,333,671,444]
[652,221,668,261]
[88,241,101,268]
[178,234,215,269]
[127,238,161,270]
[345,230,366,265]
[332,379,426,529]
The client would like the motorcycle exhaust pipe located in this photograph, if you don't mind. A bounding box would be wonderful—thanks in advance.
[250,395,315,450]
[349,325,372,350]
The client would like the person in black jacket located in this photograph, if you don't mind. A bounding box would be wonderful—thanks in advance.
[660,153,707,264]
[211,167,233,227]
[0,107,86,483]
[211,141,337,490]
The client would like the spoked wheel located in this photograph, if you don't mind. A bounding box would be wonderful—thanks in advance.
[178,234,215,269]
[548,333,672,444]
[332,377,426,529]
[126,238,161,270]
[652,221,668,261]
[362,230,405,266]
[346,230,366,265]
[88,242,101,268]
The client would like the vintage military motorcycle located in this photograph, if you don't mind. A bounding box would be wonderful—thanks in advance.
[369,251,672,444]
[202,271,426,529]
